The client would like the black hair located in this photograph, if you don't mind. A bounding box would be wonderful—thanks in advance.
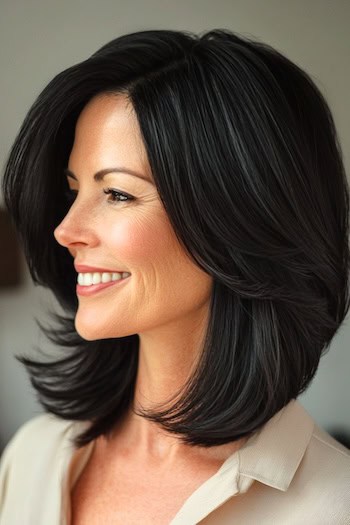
[2,28,349,448]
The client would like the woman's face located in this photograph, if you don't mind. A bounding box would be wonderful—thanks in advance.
[54,93,213,341]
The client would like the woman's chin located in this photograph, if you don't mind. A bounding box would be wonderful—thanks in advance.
[74,313,132,341]
[74,315,104,341]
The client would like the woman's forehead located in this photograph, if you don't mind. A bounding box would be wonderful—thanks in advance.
[69,93,151,180]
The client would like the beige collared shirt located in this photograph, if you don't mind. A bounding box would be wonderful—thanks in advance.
[0,399,349,524]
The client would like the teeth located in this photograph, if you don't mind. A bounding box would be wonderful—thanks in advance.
[77,272,131,286]
[101,273,112,283]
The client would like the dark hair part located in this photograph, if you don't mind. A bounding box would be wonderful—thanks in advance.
[2,28,349,448]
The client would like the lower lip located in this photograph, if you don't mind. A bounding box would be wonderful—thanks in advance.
[76,276,130,296]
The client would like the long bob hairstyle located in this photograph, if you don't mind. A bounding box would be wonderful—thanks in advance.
[2,29,350,448]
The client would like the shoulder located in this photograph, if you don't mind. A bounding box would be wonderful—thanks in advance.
[0,412,85,522]
[4,411,73,444]
[305,422,350,479]
[290,420,350,522]
[0,412,77,490]
[1,412,75,465]
[307,421,349,466]
[229,401,350,524]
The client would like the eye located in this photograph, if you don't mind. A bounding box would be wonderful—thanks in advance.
[103,188,134,204]
[63,187,134,205]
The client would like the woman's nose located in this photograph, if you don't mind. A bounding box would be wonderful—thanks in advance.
[53,203,97,249]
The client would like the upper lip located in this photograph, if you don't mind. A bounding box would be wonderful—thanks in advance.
[74,264,128,274]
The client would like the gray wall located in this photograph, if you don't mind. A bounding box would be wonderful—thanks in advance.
[1,0,349,450]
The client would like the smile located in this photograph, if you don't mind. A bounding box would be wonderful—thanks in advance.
[77,271,131,286]
[76,272,131,296]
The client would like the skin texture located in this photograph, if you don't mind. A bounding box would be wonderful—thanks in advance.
[54,93,246,523]
[53,92,218,457]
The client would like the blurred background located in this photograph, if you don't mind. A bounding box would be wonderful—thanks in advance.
[0,0,349,453]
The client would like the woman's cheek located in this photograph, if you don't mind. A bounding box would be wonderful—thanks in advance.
[105,216,162,262]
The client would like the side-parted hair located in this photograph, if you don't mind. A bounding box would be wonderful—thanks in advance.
[2,29,349,448]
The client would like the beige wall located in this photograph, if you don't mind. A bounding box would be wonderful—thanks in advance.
[1,0,349,449]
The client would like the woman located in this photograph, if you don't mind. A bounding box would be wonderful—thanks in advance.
[0,28,349,524]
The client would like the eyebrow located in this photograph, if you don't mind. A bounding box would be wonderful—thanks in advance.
[64,167,152,184]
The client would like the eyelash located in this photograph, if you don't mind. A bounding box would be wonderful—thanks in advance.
[103,188,134,204]
[65,188,133,205]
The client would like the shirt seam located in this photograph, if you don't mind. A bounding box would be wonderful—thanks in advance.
[312,433,350,458]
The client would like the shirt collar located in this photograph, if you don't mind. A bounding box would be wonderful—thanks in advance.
[237,398,315,492]
[64,398,315,525]
[171,398,315,524]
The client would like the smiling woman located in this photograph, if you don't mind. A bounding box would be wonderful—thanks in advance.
[0,28,350,525]
[53,92,212,344]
